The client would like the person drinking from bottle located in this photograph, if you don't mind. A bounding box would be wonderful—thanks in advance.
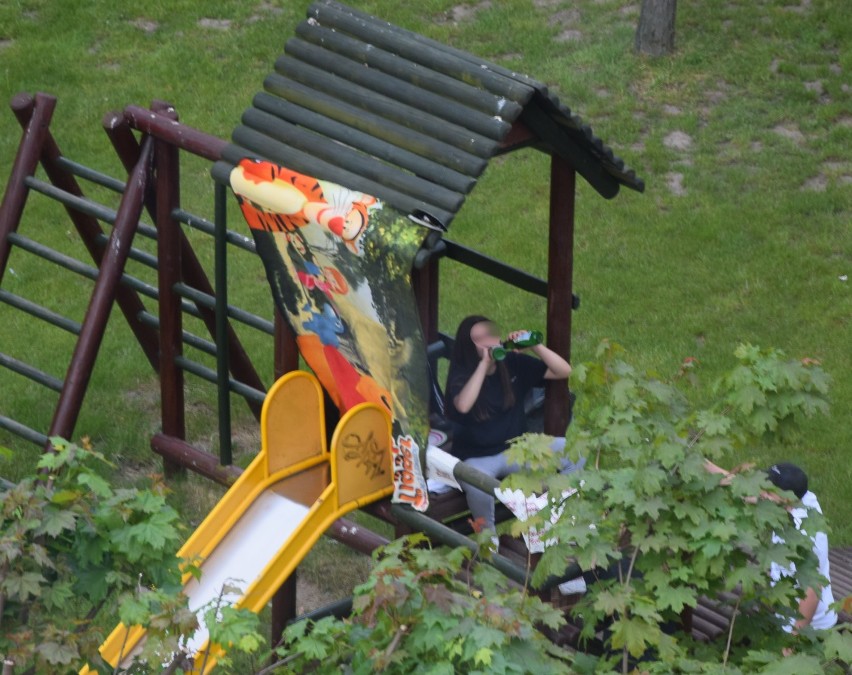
[445,315,583,533]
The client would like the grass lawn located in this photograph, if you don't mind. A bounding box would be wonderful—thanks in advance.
[0,0,849,566]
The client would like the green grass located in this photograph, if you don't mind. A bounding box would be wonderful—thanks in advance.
[0,0,849,561]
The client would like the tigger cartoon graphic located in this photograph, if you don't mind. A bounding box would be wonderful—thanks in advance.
[230,159,378,255]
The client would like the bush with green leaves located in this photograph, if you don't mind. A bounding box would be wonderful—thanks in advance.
[0,438,264,674]
[504,341,852,673]
[271,532,573,674]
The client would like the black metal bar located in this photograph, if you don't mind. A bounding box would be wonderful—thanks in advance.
[54,156,126,193]
[137,311,218,357]
[173,283,275,335]
[0,352,63,392]
[0,414,48,447]
[389,503,583,591]
[286,598,353,626]
[214,182,232,466]
[7,232,97,280]
[172,208,256,253]
[174,356,266,405]
[443,239,547,296]
[24,176,126,225]
[92,231,158,269]
[4,232,204,320]
[0,289,81,334]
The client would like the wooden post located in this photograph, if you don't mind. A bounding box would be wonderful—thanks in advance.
[544,154,576,436]
[0,93,55,285]
[45,137,154,447]
[104,111,265,419]
[412,256,439,344]
[156,128,184,475]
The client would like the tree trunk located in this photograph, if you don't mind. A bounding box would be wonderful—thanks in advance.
[635,0,677,56]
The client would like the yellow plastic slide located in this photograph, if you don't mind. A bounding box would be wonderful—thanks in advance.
[82,370,394,673]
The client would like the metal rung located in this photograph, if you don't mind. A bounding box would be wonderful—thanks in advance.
[55,156,126,193]
[0,415,48,447]
[137,311,218,356]
[0,352,63,392]
[5,232,202,320]
[0,290,81,334]
[24,175,160,240]
[444,239,547,297]
[173,208,256,253]
[173,283,274,334]
[93,231,158,269]
[174,356,266,404]
[25,175,122,225]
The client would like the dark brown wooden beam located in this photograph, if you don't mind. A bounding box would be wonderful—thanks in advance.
[544,154,576,436]
[46,136,154,446]
[497,119,540,154]
[103,109,266,421]
[0,93,55,285]
[156,128,185,475]
[123,105,228,161]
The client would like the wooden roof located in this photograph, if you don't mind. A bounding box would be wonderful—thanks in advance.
[212,0,644,228]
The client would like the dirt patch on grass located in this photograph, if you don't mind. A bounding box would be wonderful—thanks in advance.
[801,174,828,192]
[198,18,233,30]
[665,172,687,196]
[802,160,852,191]
[248,2,285,23]
[297,577,342,615]
[663,130,693,151]
[772,123,806,144]
[129,18,159,34]
[436,1,492,24]
[556,29,583,42]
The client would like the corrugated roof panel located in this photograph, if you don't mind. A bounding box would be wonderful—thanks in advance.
[222,0,644,222]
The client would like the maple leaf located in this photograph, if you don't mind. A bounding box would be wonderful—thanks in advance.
[76,471,113,499]
[823,628,852,663]
[609,616,655,658]
[748,407,778,434]
[2,570,44,600]
[35,639,78,666]
[729,383,766,414]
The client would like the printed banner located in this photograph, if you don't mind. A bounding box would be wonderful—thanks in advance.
[230,159,431,511]
[493,487,578,553]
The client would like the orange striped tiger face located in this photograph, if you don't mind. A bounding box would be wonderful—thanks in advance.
[231,159,379,255]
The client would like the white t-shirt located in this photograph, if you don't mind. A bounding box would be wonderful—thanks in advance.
[769,491,838,631]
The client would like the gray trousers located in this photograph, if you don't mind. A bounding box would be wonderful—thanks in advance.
[458,437,585,532]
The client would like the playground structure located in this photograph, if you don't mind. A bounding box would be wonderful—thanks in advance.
[0,0,656,667]
[84,371,394,673]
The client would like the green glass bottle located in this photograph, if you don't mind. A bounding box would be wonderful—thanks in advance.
[489,330,543,360]
[489,345,509,361]
[504,330,543,349]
